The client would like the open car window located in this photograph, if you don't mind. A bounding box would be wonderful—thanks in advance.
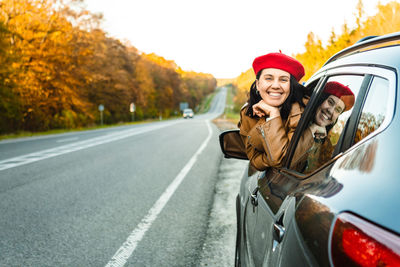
[290,75,364,174]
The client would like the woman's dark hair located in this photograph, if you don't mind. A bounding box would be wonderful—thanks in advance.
[245,71,306,121]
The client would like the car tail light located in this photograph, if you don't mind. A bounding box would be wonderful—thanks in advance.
[331,212,400,267]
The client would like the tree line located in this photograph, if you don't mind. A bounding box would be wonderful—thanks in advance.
[232,0,400,112]
[0,0,216,134]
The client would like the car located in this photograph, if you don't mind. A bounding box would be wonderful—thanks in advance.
[220,32,400,267]
[183,108,194,119]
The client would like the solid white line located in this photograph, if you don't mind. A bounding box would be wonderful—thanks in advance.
[105,120,213,267]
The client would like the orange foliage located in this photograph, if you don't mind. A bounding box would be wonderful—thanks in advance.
[0,0,216,133]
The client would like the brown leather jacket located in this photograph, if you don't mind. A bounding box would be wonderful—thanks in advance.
[238,99,313,171]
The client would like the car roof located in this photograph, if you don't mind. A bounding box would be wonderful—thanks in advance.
[334,44,400,67]
[324,32,400,66]
[314,45,400,78]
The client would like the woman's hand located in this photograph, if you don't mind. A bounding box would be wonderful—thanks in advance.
[252,100,280,119]
[309,123,327,140]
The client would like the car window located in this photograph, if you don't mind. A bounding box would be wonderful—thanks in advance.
[354,76,389,144]
[291,75,364,174]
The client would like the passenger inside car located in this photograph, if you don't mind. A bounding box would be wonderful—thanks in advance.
[293,81,355,172]
[238,52,310,171]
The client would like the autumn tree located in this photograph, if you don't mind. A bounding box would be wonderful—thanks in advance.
[0,0,216,134]
[0,0,98,130]
[231,69,254,111]
[296,0,400,81]
[0,19,23,132]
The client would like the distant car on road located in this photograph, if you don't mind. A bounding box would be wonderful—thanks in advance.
[183,108,194,119]
[220,32,400,267]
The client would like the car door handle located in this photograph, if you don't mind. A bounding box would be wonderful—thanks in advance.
[273,213,285,243]
[250,187,259,206]
[250,186,259,212]
[273,223,285,243]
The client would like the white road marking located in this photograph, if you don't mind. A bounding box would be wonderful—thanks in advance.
[56,137,79,143]
[0,122,180,171]
[105,120,213,267]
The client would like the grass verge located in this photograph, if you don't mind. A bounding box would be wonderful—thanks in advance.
[197,88,218,114]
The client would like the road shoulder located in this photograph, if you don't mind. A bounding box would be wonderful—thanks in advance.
[199,117,248,266]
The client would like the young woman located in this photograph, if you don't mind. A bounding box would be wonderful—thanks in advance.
[238,52,310,171]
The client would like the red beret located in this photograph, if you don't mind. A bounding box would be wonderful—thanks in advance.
[323,81,355,111]
[252,52,305,81]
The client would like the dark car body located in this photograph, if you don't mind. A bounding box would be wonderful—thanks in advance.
[220,32,400,266]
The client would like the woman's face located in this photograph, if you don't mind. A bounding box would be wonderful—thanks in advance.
[256,68,291,107]
[314,95,345,127]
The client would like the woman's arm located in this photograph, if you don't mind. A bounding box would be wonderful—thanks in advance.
[247,115,294,169]
[240,102,312,171]
[246,107,313,170]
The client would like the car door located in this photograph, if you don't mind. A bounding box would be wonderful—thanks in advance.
[251,168,302,266]
[240,163,262,266]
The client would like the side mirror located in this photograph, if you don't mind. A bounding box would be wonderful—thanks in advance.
[219,130,248,160]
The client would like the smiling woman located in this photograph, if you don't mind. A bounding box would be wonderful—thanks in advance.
[312,82,355,138]
[253,68,291,117]
[237,52,310,171]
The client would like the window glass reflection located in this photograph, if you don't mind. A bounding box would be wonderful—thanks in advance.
[354,77,389,144]
[292,75,364,174]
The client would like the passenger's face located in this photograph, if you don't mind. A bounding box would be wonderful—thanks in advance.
[314,95,345,127]
[256,68,291,107]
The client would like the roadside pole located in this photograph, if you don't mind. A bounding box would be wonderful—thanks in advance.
[98,104,104,126]
[130,102,135,122]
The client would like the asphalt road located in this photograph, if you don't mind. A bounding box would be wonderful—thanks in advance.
[0,88,227,266]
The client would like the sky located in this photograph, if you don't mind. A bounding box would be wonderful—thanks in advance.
[84,0,393,78]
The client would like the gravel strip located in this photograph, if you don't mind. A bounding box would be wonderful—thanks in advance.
[199,152,248,266]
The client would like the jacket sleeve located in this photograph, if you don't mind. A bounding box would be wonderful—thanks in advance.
[248,100,313,170]
[239,104,310,171]
[247,115,296,170]
[239,109,269,169]
[290,127,314,170]
[239,116,269,170]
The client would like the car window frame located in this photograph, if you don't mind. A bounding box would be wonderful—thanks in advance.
[280,65,396,179]
[332,74,373,155]
[339,67,396,151]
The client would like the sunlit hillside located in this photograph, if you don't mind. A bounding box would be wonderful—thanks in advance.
[216,78,235,87]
